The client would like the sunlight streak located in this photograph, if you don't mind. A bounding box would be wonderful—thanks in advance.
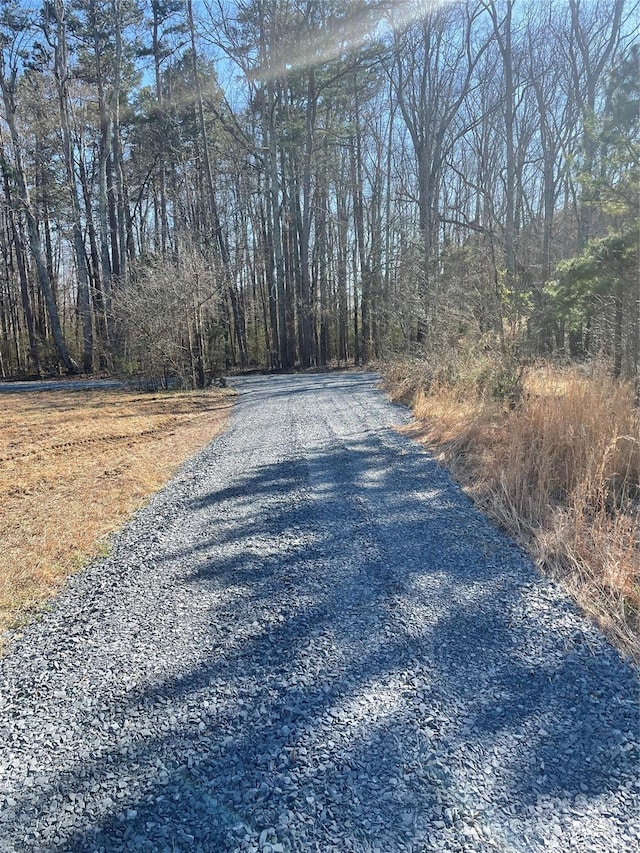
[249,0,454,81]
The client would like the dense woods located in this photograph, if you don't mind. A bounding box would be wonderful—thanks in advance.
[0,0,637,384]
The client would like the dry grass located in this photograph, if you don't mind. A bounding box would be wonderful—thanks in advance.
[385,361,640,659]
[0,388,234,644]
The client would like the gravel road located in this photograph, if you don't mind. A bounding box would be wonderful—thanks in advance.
[0,378,178,394]
[0,372,638,853]
[0,379,127,393]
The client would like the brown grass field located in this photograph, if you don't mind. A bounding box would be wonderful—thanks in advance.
[384,362,640,660]
[0,387,234,645]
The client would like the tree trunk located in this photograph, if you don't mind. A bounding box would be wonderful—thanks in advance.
[0,59,77,373]
[298,69,315,367]
[53,0,93,373]
[187,0,247,368]
[0,154,40,373]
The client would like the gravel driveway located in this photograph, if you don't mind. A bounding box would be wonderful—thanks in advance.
[0,372,638,853]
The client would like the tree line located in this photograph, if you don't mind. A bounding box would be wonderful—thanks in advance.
[0,0,637,384]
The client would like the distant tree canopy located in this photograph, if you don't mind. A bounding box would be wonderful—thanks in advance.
[0,0,637,384]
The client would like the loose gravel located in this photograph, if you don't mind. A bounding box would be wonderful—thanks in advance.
[0,372,638,853]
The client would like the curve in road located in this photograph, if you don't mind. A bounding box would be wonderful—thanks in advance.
[0,379,127,393]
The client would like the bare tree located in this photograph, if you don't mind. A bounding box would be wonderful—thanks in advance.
[0,11,77,372]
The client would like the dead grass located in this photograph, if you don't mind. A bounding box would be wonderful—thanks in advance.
[384,362,640,660]
[0,388,234,645]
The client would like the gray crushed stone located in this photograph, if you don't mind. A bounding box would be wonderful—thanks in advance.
[0,372,638,853]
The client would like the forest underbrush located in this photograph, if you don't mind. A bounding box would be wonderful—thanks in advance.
[382,356,640,660]
[0,388,234,650]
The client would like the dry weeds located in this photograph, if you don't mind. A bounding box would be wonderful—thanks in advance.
[0,388,234,645]
[385,362,640,660]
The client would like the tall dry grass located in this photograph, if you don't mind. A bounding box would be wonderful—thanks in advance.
[385,361,640,658]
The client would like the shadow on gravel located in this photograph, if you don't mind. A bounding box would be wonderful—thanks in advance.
[19,430,638,851]
[227,372,383,405]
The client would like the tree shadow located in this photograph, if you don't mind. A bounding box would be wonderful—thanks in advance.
[3,393,638,852]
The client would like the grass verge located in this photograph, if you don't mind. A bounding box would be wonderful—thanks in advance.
[0,387,234,647]
[382,359,640,660]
